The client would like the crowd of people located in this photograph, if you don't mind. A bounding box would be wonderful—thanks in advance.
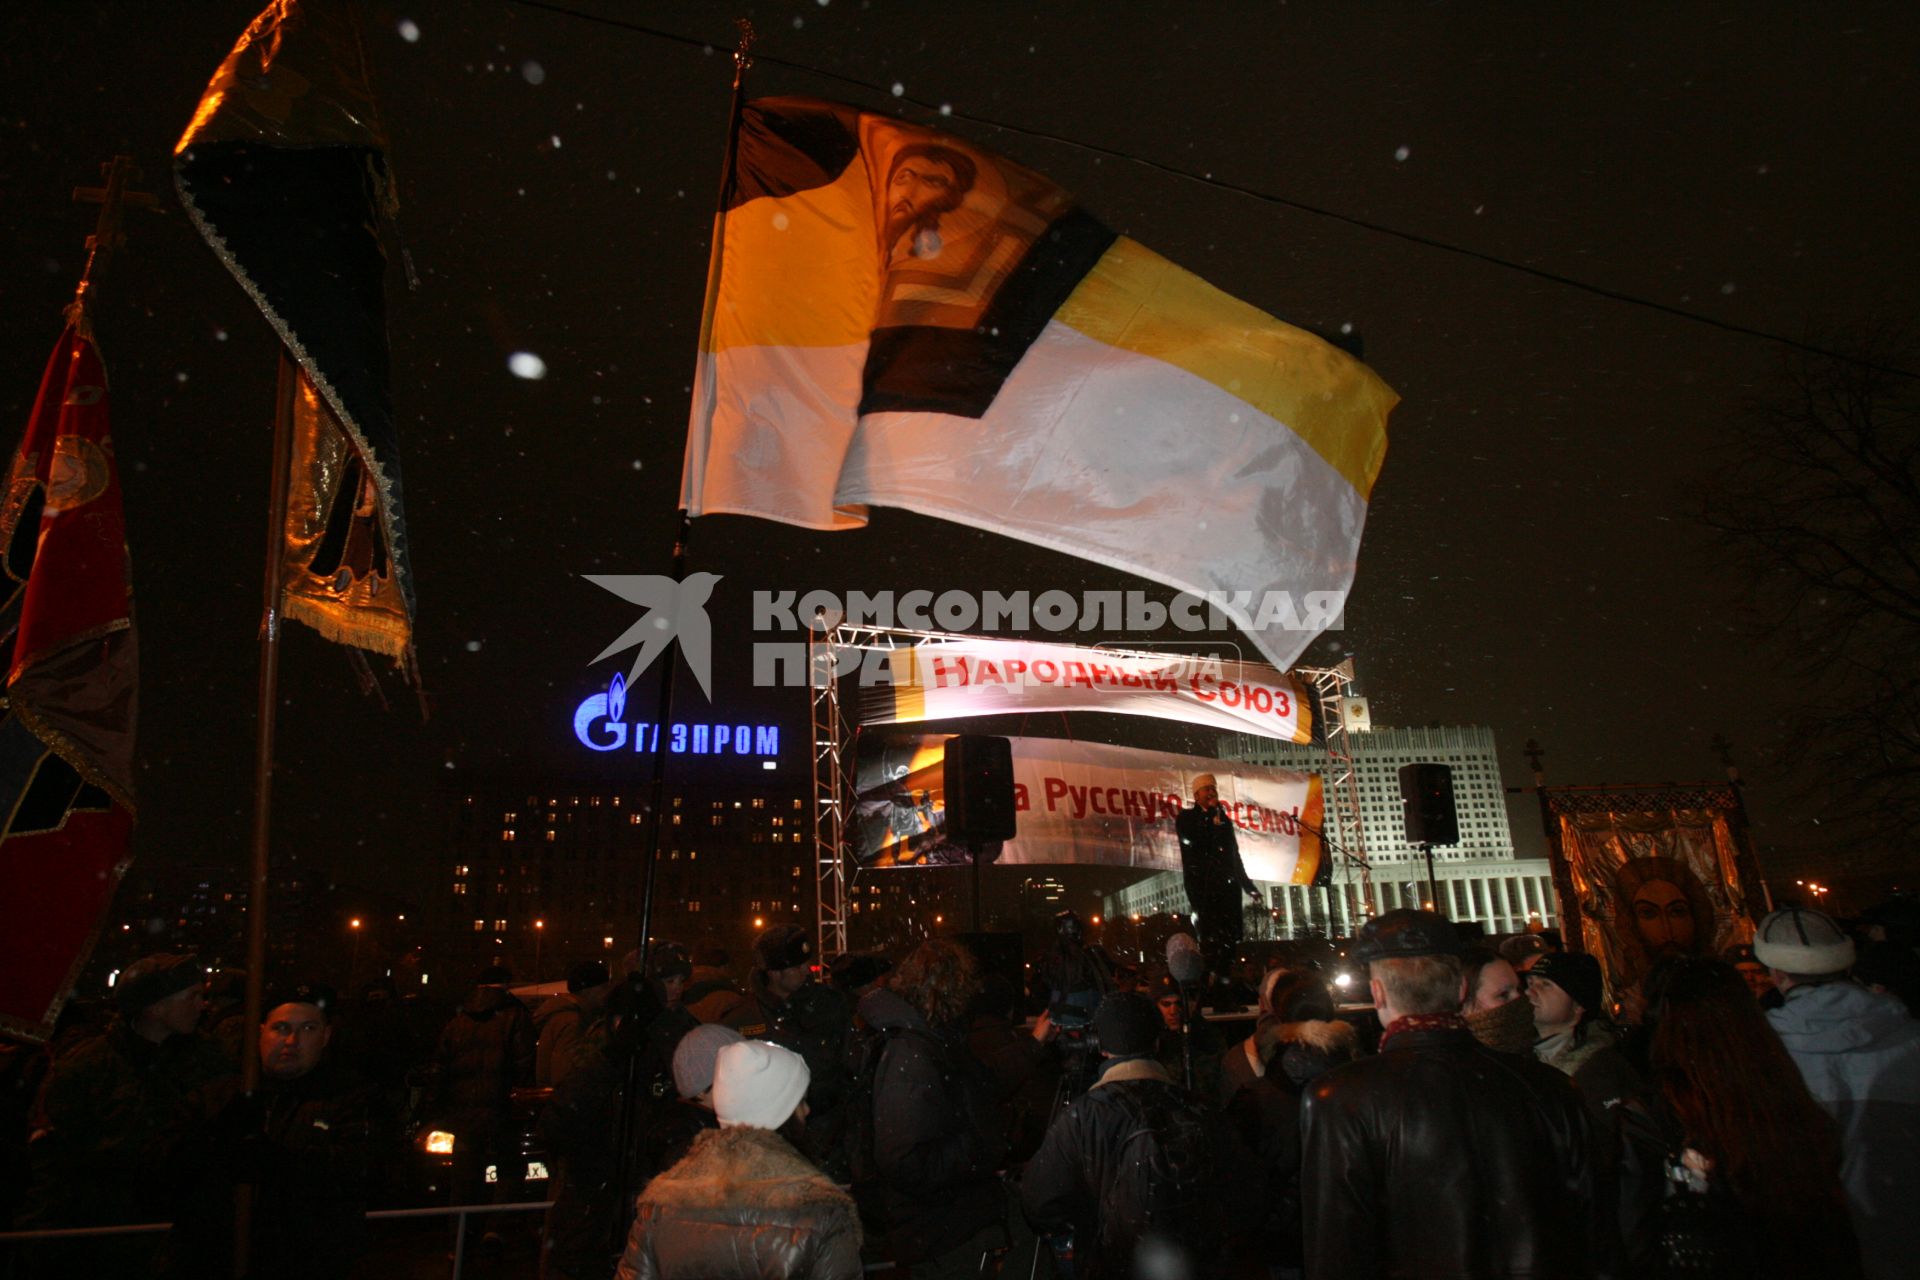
[4,900,1918,1279]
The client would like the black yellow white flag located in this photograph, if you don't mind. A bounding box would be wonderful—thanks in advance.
[682,98,1396,670]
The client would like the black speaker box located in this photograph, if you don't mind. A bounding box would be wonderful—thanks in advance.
[1398,762,1459,847]
[943,734,1017,844]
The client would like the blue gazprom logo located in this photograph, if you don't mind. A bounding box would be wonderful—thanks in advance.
[572,689,779,758]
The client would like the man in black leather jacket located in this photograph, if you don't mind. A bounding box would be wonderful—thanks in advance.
[1300,910,1603,1278]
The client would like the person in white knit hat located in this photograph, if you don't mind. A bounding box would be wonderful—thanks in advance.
[1758,905,1920,1280]
[616,1041,860,1279]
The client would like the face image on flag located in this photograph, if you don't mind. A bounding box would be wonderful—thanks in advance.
[684,97,1396,672]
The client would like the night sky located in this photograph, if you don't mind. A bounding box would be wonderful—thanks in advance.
[4,2,1916,915]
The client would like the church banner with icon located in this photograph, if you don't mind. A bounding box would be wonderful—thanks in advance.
[1542,783,1766,1002]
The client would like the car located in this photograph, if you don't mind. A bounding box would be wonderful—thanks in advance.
[409,1085,555,1205]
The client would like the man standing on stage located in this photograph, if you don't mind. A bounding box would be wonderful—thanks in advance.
[1175,774,1262,976]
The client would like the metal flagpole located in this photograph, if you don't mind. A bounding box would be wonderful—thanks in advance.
[633,16,754,959]
[233,352,298,1276]
[613,20,755,1248]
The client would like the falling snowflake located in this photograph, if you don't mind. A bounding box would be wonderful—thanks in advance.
[1394,145,1411,162]
[521,60,546,85]
[891,82,905,97]
[397,18,420,43]
[508,352,547,380]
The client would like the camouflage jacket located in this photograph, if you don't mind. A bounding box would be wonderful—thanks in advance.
[20,1022,236,1226]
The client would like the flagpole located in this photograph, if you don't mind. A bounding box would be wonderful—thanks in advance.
[634,18,755,960]
[66,155,159,333]
[612,20,755,1247]
[233,353,296,1276]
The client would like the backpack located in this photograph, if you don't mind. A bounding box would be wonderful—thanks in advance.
[848,1022,1007,1221]
[1097,1082,1218,1274]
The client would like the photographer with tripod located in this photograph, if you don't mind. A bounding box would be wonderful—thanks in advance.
[1034,910,1117,1114]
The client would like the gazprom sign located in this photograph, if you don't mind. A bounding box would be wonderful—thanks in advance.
[572,687,780,760]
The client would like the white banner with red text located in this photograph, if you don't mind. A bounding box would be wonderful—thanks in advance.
[850,734,1323,883]
[857,637,1312,742]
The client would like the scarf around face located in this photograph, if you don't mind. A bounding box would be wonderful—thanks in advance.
[1464,996,1539,1055]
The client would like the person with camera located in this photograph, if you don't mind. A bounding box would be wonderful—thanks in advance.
[1021,991,1262,1280]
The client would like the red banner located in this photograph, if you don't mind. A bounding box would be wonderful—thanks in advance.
[0,325,138,1040]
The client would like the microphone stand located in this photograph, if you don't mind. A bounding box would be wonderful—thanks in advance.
[1178,980,1195,1092]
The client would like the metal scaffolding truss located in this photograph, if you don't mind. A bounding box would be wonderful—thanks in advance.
[809,624,1374,955]
[1293,659,1374,909]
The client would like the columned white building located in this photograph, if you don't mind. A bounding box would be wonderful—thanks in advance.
[1107,724,1557,940]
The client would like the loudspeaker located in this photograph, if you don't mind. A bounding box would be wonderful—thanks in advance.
[943,734,1017,844]
[1398,762,1459,847]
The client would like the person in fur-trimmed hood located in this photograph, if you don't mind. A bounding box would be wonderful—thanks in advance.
[615,1039,860,1280]
[1223,972,1361,1274]
[1216,969,1360,1104]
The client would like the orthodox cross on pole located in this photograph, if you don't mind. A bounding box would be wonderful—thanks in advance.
[1523,737,1546,786]
[68,155,161,323]
[1709,733,1739,782]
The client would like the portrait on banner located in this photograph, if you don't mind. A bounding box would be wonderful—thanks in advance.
[1550,792,1761,1003]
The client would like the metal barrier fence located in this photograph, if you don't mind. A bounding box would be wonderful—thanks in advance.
[0,1199,554,1279]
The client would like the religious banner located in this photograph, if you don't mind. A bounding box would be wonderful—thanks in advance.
[0,325,137,1040]
[851,735,1323,884]
[1542,783,1766,1004]
[681,97,1396,673]
[175,0,417,667]
[858,637,1312,742]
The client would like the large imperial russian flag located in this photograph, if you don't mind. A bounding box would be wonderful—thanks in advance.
[681,98,1396,670]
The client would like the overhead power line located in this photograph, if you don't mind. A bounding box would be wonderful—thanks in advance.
[505,0,1917,380]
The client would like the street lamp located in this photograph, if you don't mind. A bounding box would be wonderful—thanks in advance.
[533,919,545,981]
[348,918,363,991]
